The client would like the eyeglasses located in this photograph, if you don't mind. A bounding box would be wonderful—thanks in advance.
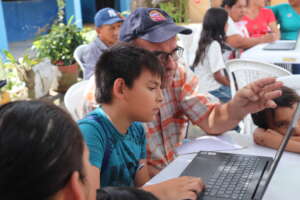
[153,46,184,65]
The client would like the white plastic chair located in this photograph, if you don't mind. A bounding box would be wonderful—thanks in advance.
[226,59,292,134]
[73,44,89,79]
[177,23,202,67]
[277,75,300,95]
[64,80,89,121]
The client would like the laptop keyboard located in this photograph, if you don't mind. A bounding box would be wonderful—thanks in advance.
[204,155,261,199]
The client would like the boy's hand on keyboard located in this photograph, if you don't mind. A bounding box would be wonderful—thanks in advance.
[145,176,204,200]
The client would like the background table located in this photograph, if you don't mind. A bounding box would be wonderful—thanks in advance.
[240,40,300,73]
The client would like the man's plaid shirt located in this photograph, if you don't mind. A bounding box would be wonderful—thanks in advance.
[145,65,216,170]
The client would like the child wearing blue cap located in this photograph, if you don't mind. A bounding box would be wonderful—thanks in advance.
[81,8,124,80]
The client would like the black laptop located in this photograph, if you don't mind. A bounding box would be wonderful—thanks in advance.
[180,102,300,200]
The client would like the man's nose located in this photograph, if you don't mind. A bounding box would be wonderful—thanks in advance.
[165,56,177,70]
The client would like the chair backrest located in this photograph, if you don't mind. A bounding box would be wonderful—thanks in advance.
[64,80,89,120]
[226,59,292,134]
[73,44,89,79]
[277,75,300,95]
[177,23,202,67]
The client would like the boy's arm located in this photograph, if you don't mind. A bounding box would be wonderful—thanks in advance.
[134,159,150,187]
[142,176,204,200]
[254,128,300,153]
[213,71,230,86]
[90,166,101,189]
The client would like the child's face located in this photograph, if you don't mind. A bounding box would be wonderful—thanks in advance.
[96,22,123,47]
[124,69,163,122]
[267,103,300,136]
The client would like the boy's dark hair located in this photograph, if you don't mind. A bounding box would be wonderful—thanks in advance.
[0,100,85,200]
[221,0,239,8]
[252,86,300,129]
[95,43,164,104]
[192,7,228,68]
[97,186,159,200]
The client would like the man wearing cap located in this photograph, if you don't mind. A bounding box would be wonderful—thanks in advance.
[81,8,123,79]
[83,8,282,178]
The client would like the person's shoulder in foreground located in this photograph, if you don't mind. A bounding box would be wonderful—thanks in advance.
[82,7,124,79]
[78,43,204,200]
[97,186,159,200]
[0,100,97,200]
[252,86,300,153]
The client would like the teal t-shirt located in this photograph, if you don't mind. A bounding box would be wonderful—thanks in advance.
[78,107,146,187]
[269,3,300,40]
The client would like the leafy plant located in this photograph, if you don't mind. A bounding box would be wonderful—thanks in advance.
[0,55,27,100]
[33,16,86,66]
[159,0,188,24]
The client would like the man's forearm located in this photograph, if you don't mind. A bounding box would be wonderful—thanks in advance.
[200,101,245,134]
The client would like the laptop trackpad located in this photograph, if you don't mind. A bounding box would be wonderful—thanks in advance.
[180,154,220,182]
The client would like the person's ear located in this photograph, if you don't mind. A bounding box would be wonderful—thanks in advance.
[64,171,84,200]
[224,5,230,11]
[96,27,102,36]
[113,78,127,99]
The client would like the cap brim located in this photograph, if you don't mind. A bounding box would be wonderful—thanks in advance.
[141,23,192,43]
[102,17,124,25]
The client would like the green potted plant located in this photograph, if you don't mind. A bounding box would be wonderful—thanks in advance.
[1,50,57,99]
[0,57,27,103]
[33,15,86,92]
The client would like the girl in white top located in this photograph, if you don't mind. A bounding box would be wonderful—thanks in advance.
[192,8,231,103]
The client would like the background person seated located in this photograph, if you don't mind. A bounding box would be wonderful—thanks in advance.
[222,0,277,50]
[252,86,300,153]
[82,8,123,79]
[192,8,231,103]
[243,0,280,39]
[0,100,97,200]
[269,0,300,40]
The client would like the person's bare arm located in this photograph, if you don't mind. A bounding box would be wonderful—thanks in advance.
[213,71,230,86]
[134,159,150,187]
[291,136,300,142]
[198,77,283,135]
[269,21,280,40]
[143,176,204,200]
[254,128,300,153]
[226,33,276,49]
[90,166,100,189]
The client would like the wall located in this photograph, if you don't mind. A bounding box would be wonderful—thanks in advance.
[188,0,210,22]
[3,0,58,42]
[271,0,288,5]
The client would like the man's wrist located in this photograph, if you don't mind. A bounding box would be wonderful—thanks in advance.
[227,100,247,122]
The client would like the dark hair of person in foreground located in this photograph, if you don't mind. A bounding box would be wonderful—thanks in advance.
[97,186,159,200]
[0,100,87,200]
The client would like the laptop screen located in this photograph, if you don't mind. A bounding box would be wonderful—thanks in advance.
[259,101,300,198]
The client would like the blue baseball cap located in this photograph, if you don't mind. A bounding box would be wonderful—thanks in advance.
[120,8,192,43]
[94,8,124,27]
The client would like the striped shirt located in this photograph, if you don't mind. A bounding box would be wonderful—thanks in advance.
[145,65,216,170]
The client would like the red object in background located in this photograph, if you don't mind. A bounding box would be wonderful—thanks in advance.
[194,0,201,3]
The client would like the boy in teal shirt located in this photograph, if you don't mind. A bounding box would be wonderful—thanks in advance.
[79,44,204,200]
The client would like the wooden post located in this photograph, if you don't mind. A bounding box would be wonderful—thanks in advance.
[0,1,8,61]
[65,0,83,28]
